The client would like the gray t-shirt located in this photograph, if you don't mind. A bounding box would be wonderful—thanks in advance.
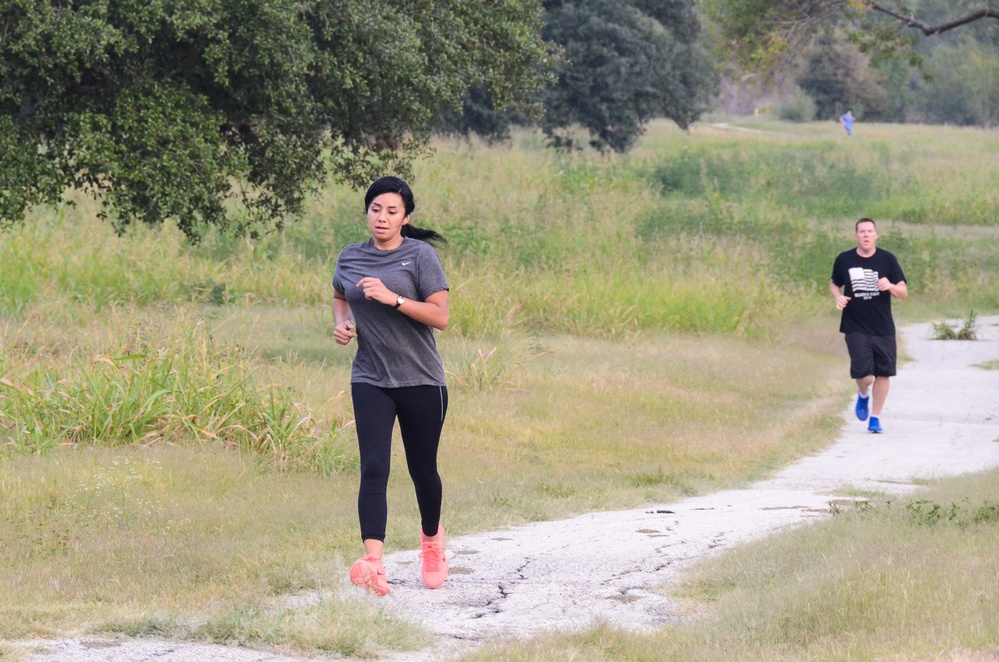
[332,238,449,387]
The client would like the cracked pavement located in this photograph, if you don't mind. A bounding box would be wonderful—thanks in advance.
[17,318,999,662]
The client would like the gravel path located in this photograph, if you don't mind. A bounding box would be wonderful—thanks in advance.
[16,318,999,662]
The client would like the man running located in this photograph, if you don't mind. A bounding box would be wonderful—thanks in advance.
[829,218,908,433]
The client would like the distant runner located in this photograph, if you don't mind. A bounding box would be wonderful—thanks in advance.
[829,218,908,433]
[839,110,855,137]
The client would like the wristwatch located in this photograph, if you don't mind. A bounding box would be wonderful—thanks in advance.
[394,295,405,309]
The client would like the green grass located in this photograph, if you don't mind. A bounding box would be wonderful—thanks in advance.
[1,118,998,658]
[6,121,999,330]
[0,307,351,474]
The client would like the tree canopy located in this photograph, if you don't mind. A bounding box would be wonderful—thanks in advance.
[437,0,715,153]
[539,0,714,151]
[0,0,554,239]
[706,0,999,77]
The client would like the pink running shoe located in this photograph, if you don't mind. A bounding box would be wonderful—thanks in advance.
[349,555,390,596]
[419,526,449,589]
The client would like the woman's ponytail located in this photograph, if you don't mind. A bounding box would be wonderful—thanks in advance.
[401,224,447,246]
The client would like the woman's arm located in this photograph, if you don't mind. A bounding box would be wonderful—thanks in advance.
[355,277,449,331]
[332,293,358,345]
[401,289,450,331]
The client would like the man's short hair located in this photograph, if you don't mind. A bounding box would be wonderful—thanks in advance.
[856,217,876,231]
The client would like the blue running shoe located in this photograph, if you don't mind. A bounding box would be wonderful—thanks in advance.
[868,416,882,433]
[855,392,870,421]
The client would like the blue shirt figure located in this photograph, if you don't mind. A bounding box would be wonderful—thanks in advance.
[840,110,855,137]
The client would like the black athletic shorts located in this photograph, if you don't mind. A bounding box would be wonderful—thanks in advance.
[844,333,897,379]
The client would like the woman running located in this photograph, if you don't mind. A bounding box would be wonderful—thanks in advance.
[332,176,450,595]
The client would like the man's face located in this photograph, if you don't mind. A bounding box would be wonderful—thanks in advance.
[855,221,878,252]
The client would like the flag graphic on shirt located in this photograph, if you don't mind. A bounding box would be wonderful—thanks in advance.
[847,267,880,300]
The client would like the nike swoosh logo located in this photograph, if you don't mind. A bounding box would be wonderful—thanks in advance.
[401,261,412,266]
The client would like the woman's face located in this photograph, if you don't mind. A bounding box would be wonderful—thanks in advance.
[366,192,410,249]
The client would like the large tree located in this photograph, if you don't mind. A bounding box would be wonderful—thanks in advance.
[795,33,891,120]
[918,38,999,126]
[706,0,999,77]
[437,0,715,152]
[540,0,715,151]
[0,0,554,239]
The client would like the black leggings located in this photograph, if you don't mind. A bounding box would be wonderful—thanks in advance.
[351,382,448,542]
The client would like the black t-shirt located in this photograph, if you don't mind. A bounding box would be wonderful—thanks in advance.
[830,247,906,336]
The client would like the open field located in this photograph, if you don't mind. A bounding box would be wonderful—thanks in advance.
[1,118,998,659]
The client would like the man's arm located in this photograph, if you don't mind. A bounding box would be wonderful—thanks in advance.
[878,279,907,299]
[830,280,850,310]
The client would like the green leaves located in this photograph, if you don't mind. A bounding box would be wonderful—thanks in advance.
[540,0,715,151]
[706,0,999,80]
[0,0,552,239]
[68,84,239,238]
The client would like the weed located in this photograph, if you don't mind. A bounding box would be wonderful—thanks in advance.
[445,330,543,392]
[858,495,999,529]
[931,310,978,340]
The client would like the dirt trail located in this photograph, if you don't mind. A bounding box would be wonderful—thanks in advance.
[18,318,999,662]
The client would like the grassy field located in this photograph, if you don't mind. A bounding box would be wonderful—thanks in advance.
[1,118,998,659]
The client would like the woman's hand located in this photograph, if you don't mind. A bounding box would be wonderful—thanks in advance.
[333,319,357,345]
[356,277,396,306]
